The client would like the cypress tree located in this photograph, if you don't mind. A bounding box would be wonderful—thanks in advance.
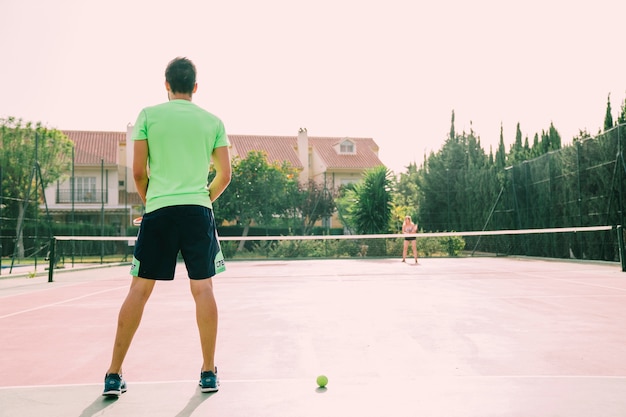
[449,110,456,141]
[495,124,506,168]
[618,96,626,125]
[604,93,614,131]
[548,122,561,150]
[514,123,523,151]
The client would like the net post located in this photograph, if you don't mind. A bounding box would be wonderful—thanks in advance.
[616,226,626,272]
[48,237,56,283]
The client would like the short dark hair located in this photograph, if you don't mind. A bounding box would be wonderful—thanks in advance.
[165,57,197,94]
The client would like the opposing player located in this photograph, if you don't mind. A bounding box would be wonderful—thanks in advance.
[401,215,419,264]
[103,57,231,396]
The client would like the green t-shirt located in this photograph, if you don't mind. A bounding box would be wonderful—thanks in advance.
[132,100,230,213]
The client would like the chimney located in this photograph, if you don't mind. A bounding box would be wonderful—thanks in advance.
[297,127,309,184]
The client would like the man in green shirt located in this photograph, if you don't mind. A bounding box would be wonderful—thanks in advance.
[103,57,231,396]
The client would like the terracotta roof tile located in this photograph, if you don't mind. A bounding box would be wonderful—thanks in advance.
[60,130,384,172]
[309,137,383,169]
[229,135,302,169]
[229,135,383,170]
[62,130,122,166]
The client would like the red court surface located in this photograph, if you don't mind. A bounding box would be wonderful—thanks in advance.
[1,257,626,416]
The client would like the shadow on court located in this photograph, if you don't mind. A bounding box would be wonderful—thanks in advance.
[173,389,215,417]
[76,390,215,417]
[78,395,119,417]
[1,257,626,416]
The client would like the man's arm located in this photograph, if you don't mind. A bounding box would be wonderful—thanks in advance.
[133,139,149,205]
[208,146,232,202]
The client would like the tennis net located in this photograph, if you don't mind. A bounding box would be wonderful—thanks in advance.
[47,225,624,281]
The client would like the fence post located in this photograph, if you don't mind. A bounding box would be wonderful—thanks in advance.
[48,237,56,282]
[617,226,626,272]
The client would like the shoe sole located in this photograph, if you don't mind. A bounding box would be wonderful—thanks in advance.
[199,381,219,393]
[102,388,127,397]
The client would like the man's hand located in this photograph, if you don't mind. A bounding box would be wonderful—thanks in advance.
[208,146,232,202]
[133,139,149,205]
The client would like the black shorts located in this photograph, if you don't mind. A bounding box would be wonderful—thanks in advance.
[130,205,225,280]
[404,237,416,241]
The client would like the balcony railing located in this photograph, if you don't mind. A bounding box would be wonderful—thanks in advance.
[56,190,108,204]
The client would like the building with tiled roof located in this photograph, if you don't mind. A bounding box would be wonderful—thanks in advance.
[43,127,384,232]
[62,130,121,166]
[229,135,303,170]
[230,129,384,189]
[43,129,142,234]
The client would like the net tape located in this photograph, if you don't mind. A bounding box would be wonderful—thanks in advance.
[53,225,615,242]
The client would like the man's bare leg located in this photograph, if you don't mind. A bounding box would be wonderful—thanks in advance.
[107,276,156,374]
[190,278,218,373]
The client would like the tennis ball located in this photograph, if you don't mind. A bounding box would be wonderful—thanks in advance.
[316,375,328,388]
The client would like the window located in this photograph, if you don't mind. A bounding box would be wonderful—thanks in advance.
[339,140,355,154]
[75,177,97,202]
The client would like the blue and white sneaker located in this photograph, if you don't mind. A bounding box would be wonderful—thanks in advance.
[199,368,219,393]
[103,373,127,397]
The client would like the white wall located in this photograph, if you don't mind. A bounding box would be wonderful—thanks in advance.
[125,124,137,193]
[45,166,118,209]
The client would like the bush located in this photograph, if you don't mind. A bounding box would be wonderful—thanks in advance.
[444,236,466,256]
[266,238,363,258]
[220,235,466,259]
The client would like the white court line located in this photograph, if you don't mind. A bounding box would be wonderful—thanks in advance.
[0,280,95,299]
[2,375,626,390]
[461,294,626,300]
[0,285,127,320]
[524,272,626,293]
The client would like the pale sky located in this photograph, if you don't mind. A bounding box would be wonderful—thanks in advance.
[2,0,625,174]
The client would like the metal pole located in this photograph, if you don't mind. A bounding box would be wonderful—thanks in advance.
[576,141,583,227]
[71,145,75,266]
[100,159,104,264]
[471,185,505,255]
[34,133,39,271]
[618,126,624,229]
[617,226,626,272]
[0,165,3,276]
[446,168,450,231]
[48,237,55,282]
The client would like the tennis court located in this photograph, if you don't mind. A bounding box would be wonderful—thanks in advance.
[1,256,626,416]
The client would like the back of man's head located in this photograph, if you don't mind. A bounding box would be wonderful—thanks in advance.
[165,57,196,94]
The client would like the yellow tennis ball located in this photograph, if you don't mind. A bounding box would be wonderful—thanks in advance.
[316,375,328,388]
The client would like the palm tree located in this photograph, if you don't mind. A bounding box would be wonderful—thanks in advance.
[352,165,393,234]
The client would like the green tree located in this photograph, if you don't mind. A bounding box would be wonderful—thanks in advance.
[604,93,614,131]
[0,118,73,257]
[211,151,298,250]
[351,165,393,234]
[618,96,626,125]
[297,180,337,235]
[547,122,562,151]
[449,110,456,141]
[514,123,523,153]
[335,183,358,234]
[416,123,495,232]
[530,133,541,157]
[392,162,419,230]
[495,124,506,168]
[538,123,562,154]
[508,122,526,164]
